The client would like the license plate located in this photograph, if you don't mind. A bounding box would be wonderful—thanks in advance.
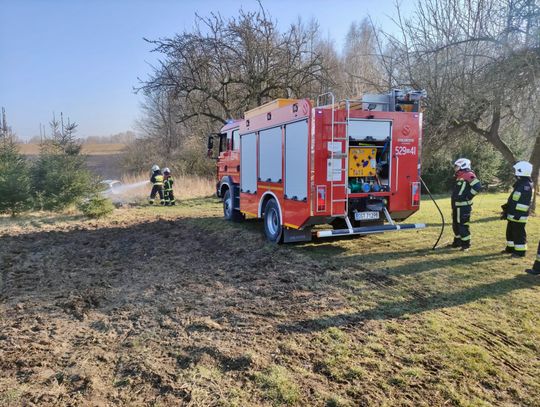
[355,211,380,221]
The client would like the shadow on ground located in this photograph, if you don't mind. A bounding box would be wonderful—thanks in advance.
[278,274,540,333]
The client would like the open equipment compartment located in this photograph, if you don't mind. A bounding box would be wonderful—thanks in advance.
[347,119,392,194]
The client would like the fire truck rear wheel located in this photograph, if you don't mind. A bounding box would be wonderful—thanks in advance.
[223,189,243,222]
[263,199,283,243]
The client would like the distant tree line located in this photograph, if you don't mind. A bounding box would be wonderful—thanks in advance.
[82,131,136,144]
[132,1,538,201]
[24,130,137,145]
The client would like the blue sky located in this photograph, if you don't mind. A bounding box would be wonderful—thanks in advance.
[0,0,413,140]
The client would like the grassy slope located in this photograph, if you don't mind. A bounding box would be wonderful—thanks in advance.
[290,193,540,406]
[1,193,539,406]
[213,190,534,407]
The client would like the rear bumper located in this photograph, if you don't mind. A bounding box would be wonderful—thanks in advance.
[316,223,426,238]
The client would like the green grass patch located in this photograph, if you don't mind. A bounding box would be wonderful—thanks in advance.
[255,365,301,405]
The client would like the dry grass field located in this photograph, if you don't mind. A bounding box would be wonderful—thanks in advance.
[1,193,539,406]
[18,143,128,179]
[113,173,214,203]
[17,143,127,155]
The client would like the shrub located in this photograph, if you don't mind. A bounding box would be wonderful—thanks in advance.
[421,137,510,194]
[78,195,114,218]
[171,136,215,177]
[31,153,95,210]
[121,138,159,175]
[122,135,215,178]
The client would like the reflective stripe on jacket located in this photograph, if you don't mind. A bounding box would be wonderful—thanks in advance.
[506,177,533,222]
[164,176,174,191]
[451,170,482,207]
[150,171,164,186]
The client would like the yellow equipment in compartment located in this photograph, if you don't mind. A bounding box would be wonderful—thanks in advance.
[349,147,377,177]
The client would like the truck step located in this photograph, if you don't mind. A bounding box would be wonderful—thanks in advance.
[317,223,426,238]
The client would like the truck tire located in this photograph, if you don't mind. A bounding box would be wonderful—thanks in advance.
[263,199,283,243]
[223,189,243,221]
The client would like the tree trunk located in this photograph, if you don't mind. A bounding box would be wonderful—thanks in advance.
[529,130,540,213]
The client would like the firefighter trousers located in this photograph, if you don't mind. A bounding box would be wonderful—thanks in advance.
[506,220,527,256]
[149,185,164,205]
[452,205,471,248]
[164,189,175,205]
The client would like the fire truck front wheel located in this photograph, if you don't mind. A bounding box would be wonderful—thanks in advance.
[223,190,243,222]
[263,199,283,243]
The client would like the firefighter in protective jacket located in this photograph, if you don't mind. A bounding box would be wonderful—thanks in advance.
[450,158,482,250]
[149,164,165,205]
[163,167,176,206]
[502,161,533,257]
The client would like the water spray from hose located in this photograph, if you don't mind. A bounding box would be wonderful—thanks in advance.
[102,180,150,203]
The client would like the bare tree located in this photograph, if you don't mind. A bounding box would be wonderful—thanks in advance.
[0,107,18,145]
[138,5,335,128]
[132,4,338,176]
[137,90,182,152]
[1,107,9,143]
[384,0,539,208]
[342,19,385,96]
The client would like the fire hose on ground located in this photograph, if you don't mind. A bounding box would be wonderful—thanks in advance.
[419,176,445,250]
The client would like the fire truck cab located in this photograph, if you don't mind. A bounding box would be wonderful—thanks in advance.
[209,90,426,243]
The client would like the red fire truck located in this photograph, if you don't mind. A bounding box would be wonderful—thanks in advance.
[207,90,426,243]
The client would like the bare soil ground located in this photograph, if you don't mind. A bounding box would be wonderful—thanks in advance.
[1,194,539,406]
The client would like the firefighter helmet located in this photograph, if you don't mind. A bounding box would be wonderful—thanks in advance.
[513,161,532,177]
[151,164,160,172]
[454,158,471,170]
[163,167,171,174]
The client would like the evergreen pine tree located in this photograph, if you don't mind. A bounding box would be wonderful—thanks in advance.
[0,115,31,215]
[31,113,94,210]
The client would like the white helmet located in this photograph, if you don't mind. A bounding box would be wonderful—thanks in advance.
[513,161,532,177]
[151,164,160,172]
[163,167,170,174]
[454,158,471,170]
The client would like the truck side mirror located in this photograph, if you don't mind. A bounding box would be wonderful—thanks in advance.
[206,135,214,158]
